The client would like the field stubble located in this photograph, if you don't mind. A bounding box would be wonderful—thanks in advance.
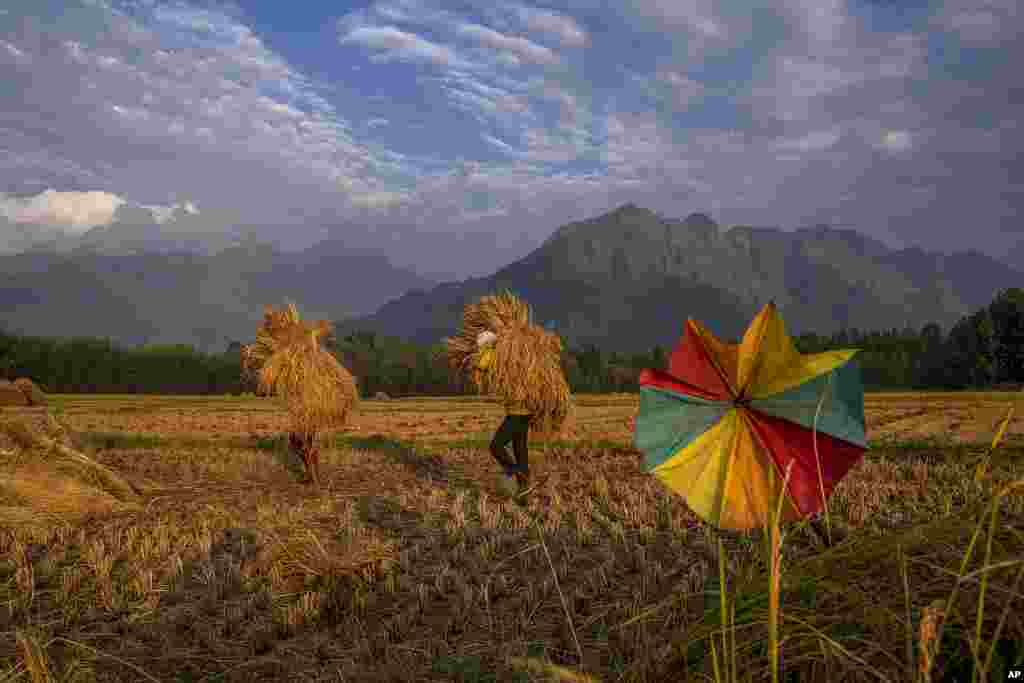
[0,392,1022,682]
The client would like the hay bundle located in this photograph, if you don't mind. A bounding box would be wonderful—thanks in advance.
[241,303,304,376]
[0,380,29,407]
[245,303,359,434]
[445,291,572,434]
[0,412,140,529]
[242,303,359,484]
[14,378,47,406]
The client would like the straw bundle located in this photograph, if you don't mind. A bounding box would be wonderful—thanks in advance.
[0,380,29,407]
[244,302,359,439]
[242,303,305,375]
[0,412,140,529]
[14,378,47,406]
[445,291,572,434]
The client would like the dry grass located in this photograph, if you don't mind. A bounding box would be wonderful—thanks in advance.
[0,393,1021,681]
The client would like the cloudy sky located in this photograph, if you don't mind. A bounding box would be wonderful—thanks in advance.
[1,0,1021,278]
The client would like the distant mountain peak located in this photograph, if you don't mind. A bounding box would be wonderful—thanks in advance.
[612,202,645,214]
[682,212,717,228]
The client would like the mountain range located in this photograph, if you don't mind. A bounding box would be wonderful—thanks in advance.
[0,237,436,352]
[1,202,1021,353]
[341,204,1024,351]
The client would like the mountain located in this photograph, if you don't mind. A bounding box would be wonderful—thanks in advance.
[1005,241,1024,274]
[69,202,247,256]
[0,240,437,352]
[341,204,1024,351]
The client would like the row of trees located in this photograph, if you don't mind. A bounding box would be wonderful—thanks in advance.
[2,288,1021,396]
[0,335,246,395]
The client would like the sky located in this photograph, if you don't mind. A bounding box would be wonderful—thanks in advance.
[0,0,1021,279]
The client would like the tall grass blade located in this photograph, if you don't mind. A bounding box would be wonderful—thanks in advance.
[974,403,1014,481]
[812,371,835,545]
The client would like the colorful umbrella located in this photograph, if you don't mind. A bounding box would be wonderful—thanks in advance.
[633,302,867,531]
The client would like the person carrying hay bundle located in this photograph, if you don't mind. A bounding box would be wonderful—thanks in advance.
[445,291,572,498]
[242,303,359,486]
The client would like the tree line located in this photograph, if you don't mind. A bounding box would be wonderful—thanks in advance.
[2,288,1021,396]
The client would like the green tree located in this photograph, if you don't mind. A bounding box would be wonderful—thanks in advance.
[990,288,1024,383]
[651,344,666,370]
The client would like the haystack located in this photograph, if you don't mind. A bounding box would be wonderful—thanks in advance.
[444,290,572,434]
[0,379,29,407]
[243,302,359,484]
[14,378,48,406]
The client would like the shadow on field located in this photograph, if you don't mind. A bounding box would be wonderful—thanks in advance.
[251,434,308,482]
[354,494,426,537]
[347,434,457,483]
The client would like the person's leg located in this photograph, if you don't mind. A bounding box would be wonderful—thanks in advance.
[512,415,530,473]
[511,415,531,487]
[490,416,519,476]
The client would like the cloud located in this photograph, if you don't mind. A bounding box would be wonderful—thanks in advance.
[630,0,724,37]
[1,40,30,64]
[638,68,705,110]
[777,128,842,153]
[0,189,126,231]
[139,199,200,224]
[780,0,846,44]
[515,7,588,47]
[747,32,926,123]
[935,0,1020,43]
[0,0,1022,276]
[882,130,912,152]
[349,190,410,209]
[455,23,558,65]
[340,25,460,66]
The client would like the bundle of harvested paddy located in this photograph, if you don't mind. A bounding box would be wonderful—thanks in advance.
[256,329,360,436]
[241,302,306,376]
[243,302,359,484]
[445,290,572,434]
[14,377,48,406]
[0,379,29,407]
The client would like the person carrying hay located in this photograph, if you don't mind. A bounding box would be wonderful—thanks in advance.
[475,329,532,487]
[446,291,572,498]
[242,303,359,486]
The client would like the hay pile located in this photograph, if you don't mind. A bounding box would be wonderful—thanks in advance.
[14,378,48,406]
[243,302,359,438]
[0,379,29,407]
[445,290,572,434]
[0,411,140,527]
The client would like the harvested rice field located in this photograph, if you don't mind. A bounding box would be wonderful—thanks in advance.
[2,392,1023,681]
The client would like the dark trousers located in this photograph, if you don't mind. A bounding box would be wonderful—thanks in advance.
[490,414,532,476]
